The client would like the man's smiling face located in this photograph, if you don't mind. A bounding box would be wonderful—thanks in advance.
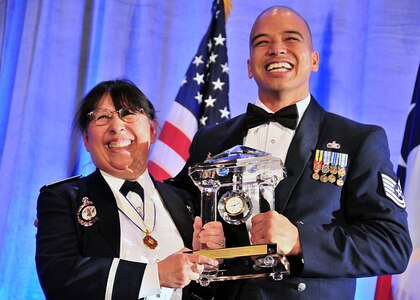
[247,7,319,101]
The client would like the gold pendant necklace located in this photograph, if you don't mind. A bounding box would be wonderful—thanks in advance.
[119,190,158,250]
[143,230,158,249]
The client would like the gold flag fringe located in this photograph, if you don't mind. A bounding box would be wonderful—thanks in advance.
[223,0,233,22]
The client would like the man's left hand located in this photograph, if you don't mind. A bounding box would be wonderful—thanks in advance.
[250,211,302,256]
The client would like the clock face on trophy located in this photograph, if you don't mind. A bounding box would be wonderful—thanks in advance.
[218,190,252,224]
[225,196,244,216]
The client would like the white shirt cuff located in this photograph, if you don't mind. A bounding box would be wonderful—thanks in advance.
[138,262,161,298]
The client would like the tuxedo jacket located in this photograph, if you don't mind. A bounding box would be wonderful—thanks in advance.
[36,169,199,300]
[173,97,412,300]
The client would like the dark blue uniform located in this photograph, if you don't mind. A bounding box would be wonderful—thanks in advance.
[173,97,412,300]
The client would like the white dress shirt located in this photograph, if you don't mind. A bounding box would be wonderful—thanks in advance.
[101,170,184,300]
[243,94,311,214]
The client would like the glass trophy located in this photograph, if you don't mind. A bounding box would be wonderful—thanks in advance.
[188,145,290,286]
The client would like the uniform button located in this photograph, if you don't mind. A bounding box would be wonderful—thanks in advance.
[271,139,276,144]
[297,282,306,292]
[156,294,160,298]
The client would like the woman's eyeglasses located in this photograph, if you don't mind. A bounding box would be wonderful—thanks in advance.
[87,108,144,126]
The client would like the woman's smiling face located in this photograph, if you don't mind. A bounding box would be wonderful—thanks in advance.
[82,93,156,180]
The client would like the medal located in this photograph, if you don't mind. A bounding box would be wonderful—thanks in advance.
[330,152,338,175]
[336,153,348,186]
[320,174,328,183]
[328,174,336,183]
[77,197,98,227]
[118,186,158,250]
[313,149,348,186]
[312,150,322,180]
[143,230,158,249]
[337,153,348,177]
[321,151,331,174]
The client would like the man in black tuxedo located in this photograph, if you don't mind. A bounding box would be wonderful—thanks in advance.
[35,80,223,300]
[171,6,412,299]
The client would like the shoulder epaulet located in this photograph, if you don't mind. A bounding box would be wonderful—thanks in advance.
[41,175,83,190]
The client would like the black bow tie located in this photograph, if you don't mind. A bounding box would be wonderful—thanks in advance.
[120,180,144,201]
[246,103,299,130]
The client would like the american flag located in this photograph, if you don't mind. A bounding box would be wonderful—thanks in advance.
[148,0,230,181]
[375,65,420,299]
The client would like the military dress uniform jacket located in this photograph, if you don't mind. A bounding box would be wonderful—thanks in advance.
[172,97,412,300]
[36,169,198,300]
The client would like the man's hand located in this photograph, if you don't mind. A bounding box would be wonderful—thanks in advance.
[157,248,218,288]
[250,210,302,255]
[193,216,225,250]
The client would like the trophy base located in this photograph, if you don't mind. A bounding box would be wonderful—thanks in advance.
[197,254,290,286]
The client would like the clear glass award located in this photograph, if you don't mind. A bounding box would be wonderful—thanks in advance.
[188,145,290,286]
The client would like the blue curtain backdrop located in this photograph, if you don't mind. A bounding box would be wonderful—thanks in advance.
[0,0,419,299]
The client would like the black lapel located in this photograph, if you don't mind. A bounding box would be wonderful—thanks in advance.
[84,170,121,256]
[275,97,325,212]
[153,178,194,249]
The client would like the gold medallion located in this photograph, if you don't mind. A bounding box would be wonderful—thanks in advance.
[328,174,336,183]
[143,231,158,249]
[320,174,328,183]
[336,178,344,186]
[119,188,158,250]
[314,162,322,172]
[312,172,320,180]
[338,168,346,177]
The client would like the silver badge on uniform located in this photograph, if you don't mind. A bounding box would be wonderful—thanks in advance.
[380,173,406,208]
[77,197,98,226]
[326,141,341,149]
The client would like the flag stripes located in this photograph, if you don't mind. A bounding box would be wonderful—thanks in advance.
[158,122,191,161]
[150,140,186,177]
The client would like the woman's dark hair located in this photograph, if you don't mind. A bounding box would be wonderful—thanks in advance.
[74,79,155,132]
